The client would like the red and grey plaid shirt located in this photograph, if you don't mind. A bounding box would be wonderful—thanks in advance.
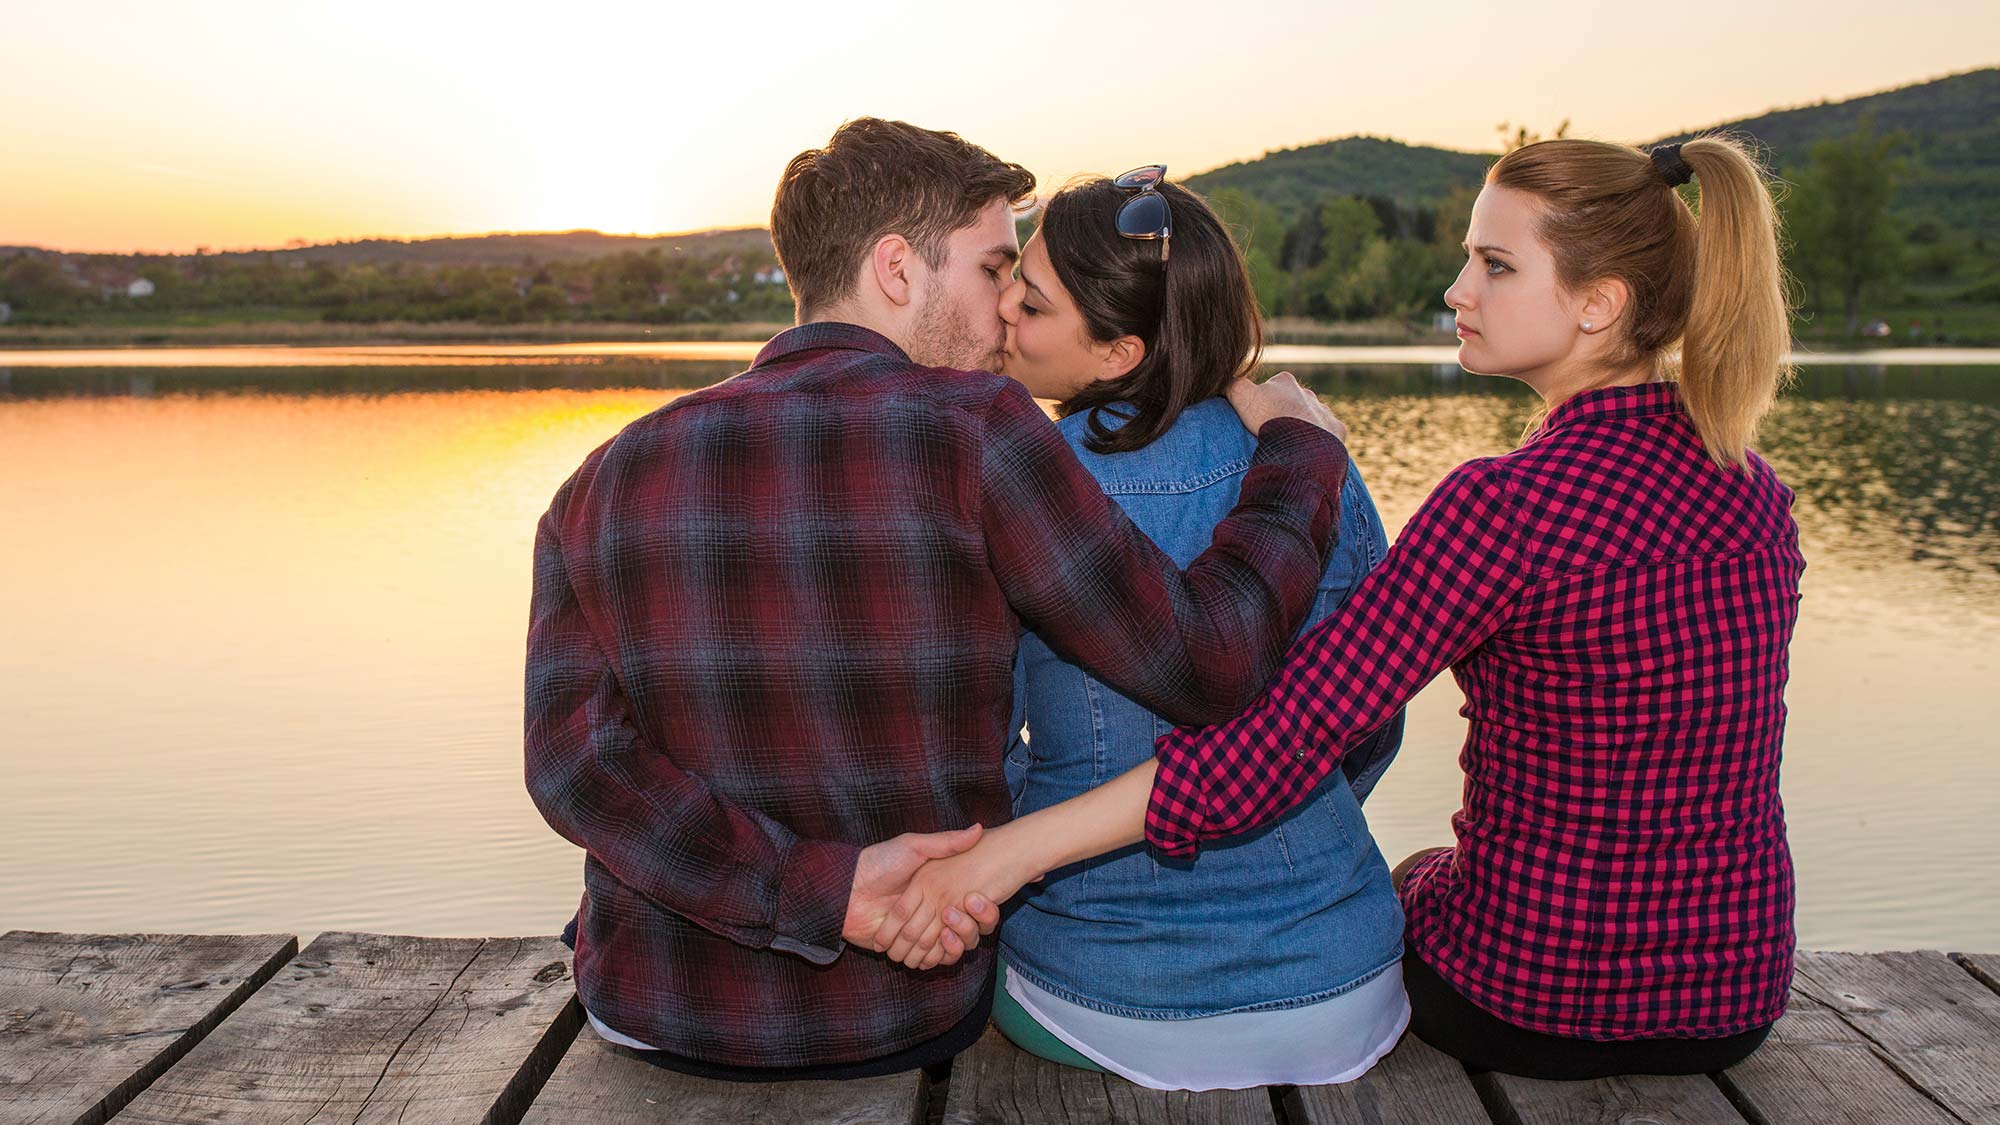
[1149,381,1803,1041]
[525,323,1348,1067]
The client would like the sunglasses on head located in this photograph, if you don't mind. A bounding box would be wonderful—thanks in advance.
[1113,164,1171,266]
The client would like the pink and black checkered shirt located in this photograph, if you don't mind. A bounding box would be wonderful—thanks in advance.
[1148,381,1804,1040]
[525,323,1348,1068]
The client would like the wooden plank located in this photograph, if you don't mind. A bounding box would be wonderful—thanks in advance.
[1288,1032,1492,1124]
[0,929,295,1125]
[519,1023,925,1124]
[1952,951,2000,997]
[1482,1072,1746,1124]
[1789,949,2000,1123]
[113,932,579,1125]
[940,1025,1274,1125]
[1714,982,1958,1125]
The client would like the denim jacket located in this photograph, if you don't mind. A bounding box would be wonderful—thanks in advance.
[1000,397,1406,1018]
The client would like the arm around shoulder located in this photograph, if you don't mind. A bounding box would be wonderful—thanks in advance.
[976,381,1348,726]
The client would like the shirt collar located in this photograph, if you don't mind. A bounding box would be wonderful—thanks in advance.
[1533,380,1684,440]
[753,322,910,369]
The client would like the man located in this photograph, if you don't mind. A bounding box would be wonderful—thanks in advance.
[525,117,1349,1080]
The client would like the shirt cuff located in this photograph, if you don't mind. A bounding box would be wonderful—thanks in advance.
[1145,730,1212,859]
[1249,417,1350,501]
[770,836,862,965]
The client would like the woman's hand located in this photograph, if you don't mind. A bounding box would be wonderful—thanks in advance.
[873,824,1044,970]
[1227,371,1347,443]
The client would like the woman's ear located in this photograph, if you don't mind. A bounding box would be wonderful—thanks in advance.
[1578,276,1631,336]
[1095,335,1146,382]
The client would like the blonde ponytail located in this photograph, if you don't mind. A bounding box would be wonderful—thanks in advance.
[1677,136,1793,470]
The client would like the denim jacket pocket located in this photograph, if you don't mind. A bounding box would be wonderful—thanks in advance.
[1004,734,1034,815]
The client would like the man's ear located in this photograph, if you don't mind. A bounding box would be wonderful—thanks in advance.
[868,234,918,309]
[1578,276,1631,337]
[1095,335,1146,382]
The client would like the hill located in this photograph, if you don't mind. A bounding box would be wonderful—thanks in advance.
[1182,136,1490,221]
[1180,67,1999,239]
[214,226,774,268]
[1649,66,2000,240]
[0,227,775,270]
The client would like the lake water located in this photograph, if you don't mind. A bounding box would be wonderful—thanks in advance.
[2,354,1995,952]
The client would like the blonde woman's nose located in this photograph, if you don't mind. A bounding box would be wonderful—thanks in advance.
[1444,267,1473,311]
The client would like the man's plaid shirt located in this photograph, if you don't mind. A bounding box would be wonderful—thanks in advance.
[525,323,1348,1067]
[1149,381,1804,1041]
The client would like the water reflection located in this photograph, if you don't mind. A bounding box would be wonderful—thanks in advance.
[1764,399,1999,603]
[0,365,1994,950]
[0,362,744,400]
[1283,365,2000,614]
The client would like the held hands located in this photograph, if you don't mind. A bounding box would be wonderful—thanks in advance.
[1227,371,1348,444]
[873,824,1044,970]
[842,825,998,963]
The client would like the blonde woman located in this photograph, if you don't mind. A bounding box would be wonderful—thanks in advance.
[889,135,1803,1081]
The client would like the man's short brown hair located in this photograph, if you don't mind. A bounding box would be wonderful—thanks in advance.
[770,118,1036,317]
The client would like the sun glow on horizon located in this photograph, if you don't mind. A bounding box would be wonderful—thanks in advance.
[2,0,1994,255]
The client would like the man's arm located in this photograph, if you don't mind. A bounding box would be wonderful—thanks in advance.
[525,474,986,962]
[979,378,1347,728]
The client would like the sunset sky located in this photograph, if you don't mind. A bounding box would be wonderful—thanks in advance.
[3,0,1994,254]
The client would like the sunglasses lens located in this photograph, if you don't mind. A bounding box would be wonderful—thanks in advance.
[1113,165,1165,190]
[1116,191,1170,239]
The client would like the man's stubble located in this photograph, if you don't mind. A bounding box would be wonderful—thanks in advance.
[909,282,1006,374]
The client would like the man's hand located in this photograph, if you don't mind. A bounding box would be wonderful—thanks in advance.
[1227,371,1348,443]
[842,826,993,961]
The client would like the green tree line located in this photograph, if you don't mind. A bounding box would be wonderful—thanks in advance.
[1203,119,1995,339]
[0,245,792,326]
[5,117,1991,340]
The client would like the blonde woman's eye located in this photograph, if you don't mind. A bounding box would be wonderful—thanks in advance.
[1484,258,1509,277]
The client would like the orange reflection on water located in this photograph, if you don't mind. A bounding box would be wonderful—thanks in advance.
[0,389,683,937]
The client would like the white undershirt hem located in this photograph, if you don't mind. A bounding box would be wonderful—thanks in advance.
[1004,960,1411,1092]
[587,1008,663,1051]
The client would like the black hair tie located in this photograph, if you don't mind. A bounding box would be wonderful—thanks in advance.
[1650,144,1694,188]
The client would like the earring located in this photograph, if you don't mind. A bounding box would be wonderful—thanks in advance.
[1582,321,1593,331]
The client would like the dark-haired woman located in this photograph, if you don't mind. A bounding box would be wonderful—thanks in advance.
[888,137,1803,1082]
[979,170,1410,1091]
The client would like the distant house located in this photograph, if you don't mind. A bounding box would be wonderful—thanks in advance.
[561,280,595,306]
[0,301,11,324]
[652,284,677,307]
[753,266,786,285]
[73,265,155,298]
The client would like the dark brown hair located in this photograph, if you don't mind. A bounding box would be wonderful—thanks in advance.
[1487,134,1792,469]
[1039,178,1263,454]
[770,117,1035,318]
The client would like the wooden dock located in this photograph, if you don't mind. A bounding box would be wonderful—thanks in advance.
[3,930,1996,1123]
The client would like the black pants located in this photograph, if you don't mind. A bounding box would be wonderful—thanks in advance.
[560,914,994,1083]
[1402,948,1771,1080]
